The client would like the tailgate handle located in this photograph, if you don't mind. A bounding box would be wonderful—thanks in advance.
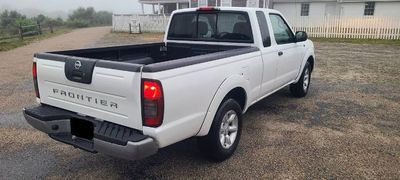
[72,70,84,80]
[65,58,96,84]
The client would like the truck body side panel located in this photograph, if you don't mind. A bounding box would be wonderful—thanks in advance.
[141,51,262,148]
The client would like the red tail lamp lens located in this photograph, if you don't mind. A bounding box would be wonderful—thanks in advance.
[32,62,40,98]
[142,80,163,127]
[32,62,37,77]
[143,81,162,100]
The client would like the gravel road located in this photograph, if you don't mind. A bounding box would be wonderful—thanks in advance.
[0,27,110,115]
[0,30,399,179]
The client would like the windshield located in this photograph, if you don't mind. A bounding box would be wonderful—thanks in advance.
[167,11,253,43]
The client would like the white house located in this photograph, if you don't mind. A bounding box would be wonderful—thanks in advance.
[114,0,400,39]
[137,0,400,17]
[272,0,400,18]
[138,0,273,14]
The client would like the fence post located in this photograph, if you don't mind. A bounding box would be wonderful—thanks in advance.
[49,23,54,33]
[324,15,329,38]
[129,23,132,34]
[139,23,141,34]
[37,21,42,35]
[162,15,165,29]
[112,14,115,32]
[18,23,23,40]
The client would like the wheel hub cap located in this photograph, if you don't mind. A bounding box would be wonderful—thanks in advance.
[219,110,238,149]
[303,68,310,91]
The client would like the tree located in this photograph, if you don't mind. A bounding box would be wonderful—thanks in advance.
[67,7,95,27]
[34,14,46,24]
[66,7,112,28]
[0,10,31,35]
[1,10,26,27]
[94,11,112,26]
[53,17,65,26]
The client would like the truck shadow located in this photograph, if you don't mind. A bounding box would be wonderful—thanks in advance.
[73,78,385,178]
[77,88,300,178]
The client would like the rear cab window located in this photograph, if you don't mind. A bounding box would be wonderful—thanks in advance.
[167,11,253,43]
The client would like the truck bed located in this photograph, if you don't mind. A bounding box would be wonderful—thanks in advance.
[33,42,259,131]
[34,42,256,71]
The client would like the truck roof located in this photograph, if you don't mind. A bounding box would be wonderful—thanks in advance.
[172,7,282,15]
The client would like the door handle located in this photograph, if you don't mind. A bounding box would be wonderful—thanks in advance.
[278,51,283,56]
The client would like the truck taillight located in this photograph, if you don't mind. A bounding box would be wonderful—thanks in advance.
[142,79,163,127]
[32,62,40,98]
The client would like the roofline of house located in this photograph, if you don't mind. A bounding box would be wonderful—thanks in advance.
[139,0,189,4]
[273,0,400,3]
[138,0,400,4]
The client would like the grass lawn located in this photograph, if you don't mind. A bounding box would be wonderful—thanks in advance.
[310,37,400,46]
[0,28,72,51]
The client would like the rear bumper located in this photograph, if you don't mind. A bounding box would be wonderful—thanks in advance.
[23,105,158,161]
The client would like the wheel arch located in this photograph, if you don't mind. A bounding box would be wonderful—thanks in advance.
[222,87,247,111]
[196,75,250,136]
[295,48,315,82]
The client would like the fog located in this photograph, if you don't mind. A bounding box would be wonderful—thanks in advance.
[0,0,152,18]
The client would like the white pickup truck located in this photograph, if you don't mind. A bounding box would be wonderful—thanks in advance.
[24,7,315,161]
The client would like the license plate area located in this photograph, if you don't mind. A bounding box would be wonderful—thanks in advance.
[71,118,94,140]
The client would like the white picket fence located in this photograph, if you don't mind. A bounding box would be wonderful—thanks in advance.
[113,14,400,39]
[112,14,169,33]
[287,16,400,40]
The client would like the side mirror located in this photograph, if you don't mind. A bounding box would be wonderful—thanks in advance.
[295,31,308,42]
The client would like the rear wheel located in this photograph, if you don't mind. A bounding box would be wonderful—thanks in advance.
[290,62,311,97]
[197,99,242,161]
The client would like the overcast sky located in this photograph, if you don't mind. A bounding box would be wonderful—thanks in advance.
[0,0,151,17]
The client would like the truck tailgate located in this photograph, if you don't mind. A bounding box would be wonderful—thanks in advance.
[35,57,143,130]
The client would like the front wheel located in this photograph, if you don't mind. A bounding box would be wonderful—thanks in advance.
[197,99,242,162]
[290,62,311,97]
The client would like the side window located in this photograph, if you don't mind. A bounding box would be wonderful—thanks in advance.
[269,14,295,45]
[256,11,271,47]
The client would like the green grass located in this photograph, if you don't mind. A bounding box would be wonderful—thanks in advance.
[310,37,400,46]
[0,28,72,52]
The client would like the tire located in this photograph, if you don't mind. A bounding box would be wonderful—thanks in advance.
[197,99,242,162]
[290,61,311,98]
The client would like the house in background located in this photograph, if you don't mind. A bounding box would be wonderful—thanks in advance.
[272,0,400,18]
[138,0,190,14]
[138,0,400,17]
[271,0,400,40]
[114,0,400,39]
[138,0,273,14]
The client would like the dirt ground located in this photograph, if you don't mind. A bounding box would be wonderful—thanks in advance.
[0,29,399,179]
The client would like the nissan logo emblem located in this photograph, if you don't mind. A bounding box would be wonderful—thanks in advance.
[74,60,82,70]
